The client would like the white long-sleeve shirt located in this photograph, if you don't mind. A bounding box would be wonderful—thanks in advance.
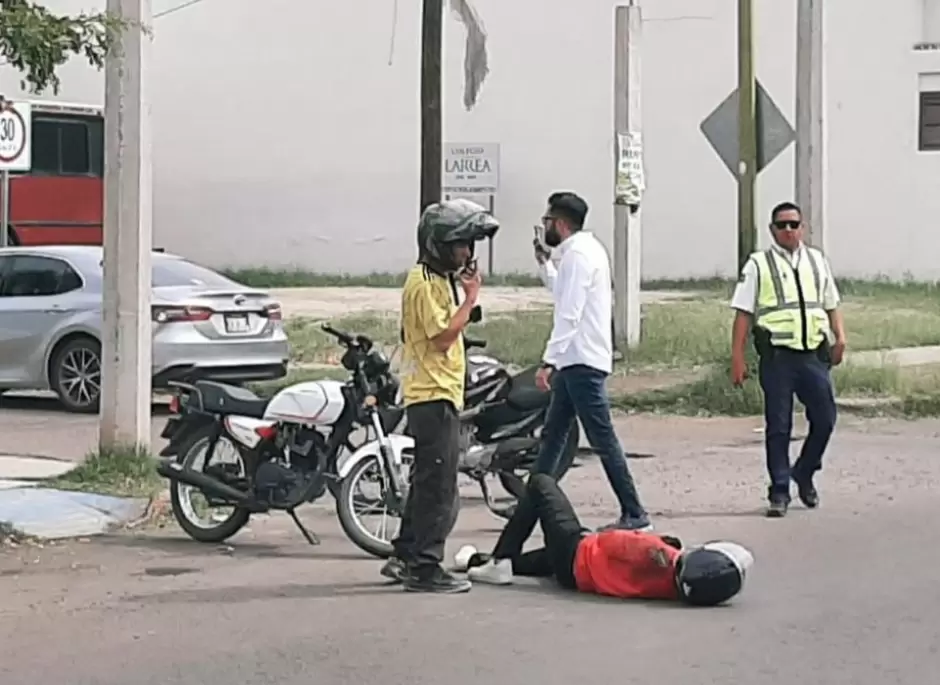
[541,231,614,374]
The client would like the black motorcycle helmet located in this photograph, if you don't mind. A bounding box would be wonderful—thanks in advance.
[417,199,500,272]
[674,541,754,607]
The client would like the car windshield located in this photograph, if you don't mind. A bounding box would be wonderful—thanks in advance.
[151,258,238,289]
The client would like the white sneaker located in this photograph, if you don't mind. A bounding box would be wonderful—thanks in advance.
[453,545,478,572]
[468,558,513,585]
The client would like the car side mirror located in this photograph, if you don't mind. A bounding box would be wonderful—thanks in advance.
[469,305,482,324]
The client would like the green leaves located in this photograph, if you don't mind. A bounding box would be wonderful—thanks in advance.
[0,0,131,95]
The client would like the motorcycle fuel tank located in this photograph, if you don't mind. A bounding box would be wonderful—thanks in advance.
[264,380,347,426]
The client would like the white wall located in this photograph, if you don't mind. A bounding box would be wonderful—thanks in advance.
[2,0,939,278]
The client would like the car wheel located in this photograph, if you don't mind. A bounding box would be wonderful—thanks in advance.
[50,336,102,414]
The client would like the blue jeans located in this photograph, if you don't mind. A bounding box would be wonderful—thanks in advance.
[758,349,837,498]
[534,365,647,519]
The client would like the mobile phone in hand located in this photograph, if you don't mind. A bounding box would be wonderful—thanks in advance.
[461,258,479,277]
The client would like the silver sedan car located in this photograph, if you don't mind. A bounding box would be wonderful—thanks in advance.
[0,245,289,412]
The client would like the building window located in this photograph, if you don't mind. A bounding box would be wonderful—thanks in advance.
[920,92,940,151]
[921,0,940,47]
[29,115,104,177]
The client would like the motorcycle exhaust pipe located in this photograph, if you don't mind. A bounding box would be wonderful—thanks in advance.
[157,461,265,511]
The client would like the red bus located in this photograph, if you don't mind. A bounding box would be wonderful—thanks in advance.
[7,101,104,246]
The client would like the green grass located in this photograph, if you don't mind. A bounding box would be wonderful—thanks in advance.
[0,521,30,545]
[50,444,162,498]
[221,267,940,299]
[278,286,940,417]
[223,268,545,289]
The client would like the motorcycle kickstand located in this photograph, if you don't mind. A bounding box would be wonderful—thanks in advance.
[287,508,320,546]
[476,475,515,521]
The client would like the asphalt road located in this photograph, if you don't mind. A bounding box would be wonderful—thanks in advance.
[2,414,938,685]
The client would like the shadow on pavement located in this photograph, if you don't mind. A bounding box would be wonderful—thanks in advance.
[124,580,403,605]
[649,507,767,519]
[0,393,172,416]
[96,533,372,562]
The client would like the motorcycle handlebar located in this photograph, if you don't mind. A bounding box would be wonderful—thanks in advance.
[465,338,487,349]
[321,323,355,346]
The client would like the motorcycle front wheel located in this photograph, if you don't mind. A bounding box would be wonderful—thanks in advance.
[336,452,413,559]
[497,420,581,500]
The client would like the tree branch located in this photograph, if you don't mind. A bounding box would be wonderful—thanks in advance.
[0,0,133,95]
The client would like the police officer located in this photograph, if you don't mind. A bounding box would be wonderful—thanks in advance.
[730,202,847,517]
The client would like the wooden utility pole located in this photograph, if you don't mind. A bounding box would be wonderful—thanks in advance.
[420,0,444,212]
[613,3,642,348]
[736,0,758,271]
[795,0,824,249]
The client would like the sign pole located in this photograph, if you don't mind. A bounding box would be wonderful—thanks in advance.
[737,0,758,271]
[613,3,642,349]
[795,0,824,249]
[100,0,154,450]
[420,0,444,212]
[486,193,495,274]
[0,171,9,248]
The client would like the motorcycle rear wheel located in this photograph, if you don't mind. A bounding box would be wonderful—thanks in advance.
[497,420,581,500]
[169,425,256,544]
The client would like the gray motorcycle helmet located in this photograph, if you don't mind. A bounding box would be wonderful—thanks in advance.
[417,199,500,271]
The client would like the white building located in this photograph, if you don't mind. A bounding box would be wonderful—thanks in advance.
[4,0,940,278]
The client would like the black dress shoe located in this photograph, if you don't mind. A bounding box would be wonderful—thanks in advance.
[793,477,819,508]
[403,565,472,594]
[766,496,789,518]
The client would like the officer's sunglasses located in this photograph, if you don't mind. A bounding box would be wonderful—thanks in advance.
[771,220,801,230]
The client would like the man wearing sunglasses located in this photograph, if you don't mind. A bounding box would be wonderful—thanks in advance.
[729,201,846,518]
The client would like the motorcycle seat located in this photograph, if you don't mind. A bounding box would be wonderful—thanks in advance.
[193,380,270,418]
[505,366,551,412]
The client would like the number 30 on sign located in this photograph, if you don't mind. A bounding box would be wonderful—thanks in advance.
[0,100,32,172]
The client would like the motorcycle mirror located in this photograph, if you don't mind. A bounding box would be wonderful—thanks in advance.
[469,305,482,323]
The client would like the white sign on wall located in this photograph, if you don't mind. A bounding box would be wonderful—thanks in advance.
[443,142,499,194]
[0,99,32,172]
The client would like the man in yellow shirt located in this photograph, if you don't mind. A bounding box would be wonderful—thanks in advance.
[383,199,498,594]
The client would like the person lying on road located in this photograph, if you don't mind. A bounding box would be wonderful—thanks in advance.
[456,473,754,606]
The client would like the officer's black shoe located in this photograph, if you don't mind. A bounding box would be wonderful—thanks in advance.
[403,565,472,594]
[766,495,789,518]
[793,476,820,509]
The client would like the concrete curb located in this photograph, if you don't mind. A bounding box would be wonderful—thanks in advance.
[0,487,149,540]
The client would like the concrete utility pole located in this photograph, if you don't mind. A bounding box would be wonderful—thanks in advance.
[736,0,758,271]
[795,0,824,249]
[100,0,154,450]
[420,0,444,212]
[612,3,642,348]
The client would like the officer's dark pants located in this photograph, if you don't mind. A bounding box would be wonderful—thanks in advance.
[758,348,837,498]
[391,400,461,570]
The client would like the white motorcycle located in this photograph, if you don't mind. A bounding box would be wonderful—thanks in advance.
[156,324,414,558]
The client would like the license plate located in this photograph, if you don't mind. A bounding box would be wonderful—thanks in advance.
[225,314,250,333]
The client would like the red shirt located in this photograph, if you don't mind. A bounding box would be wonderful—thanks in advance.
[573,530,680,600]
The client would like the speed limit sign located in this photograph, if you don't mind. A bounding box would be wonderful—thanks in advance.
[0,99,32,172]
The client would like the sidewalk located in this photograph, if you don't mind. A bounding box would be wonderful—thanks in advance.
[0,454,148,539]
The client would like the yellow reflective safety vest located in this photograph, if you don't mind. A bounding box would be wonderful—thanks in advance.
[750,247,831,351]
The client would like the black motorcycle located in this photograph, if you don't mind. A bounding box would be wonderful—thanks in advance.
[383,335,581,520]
